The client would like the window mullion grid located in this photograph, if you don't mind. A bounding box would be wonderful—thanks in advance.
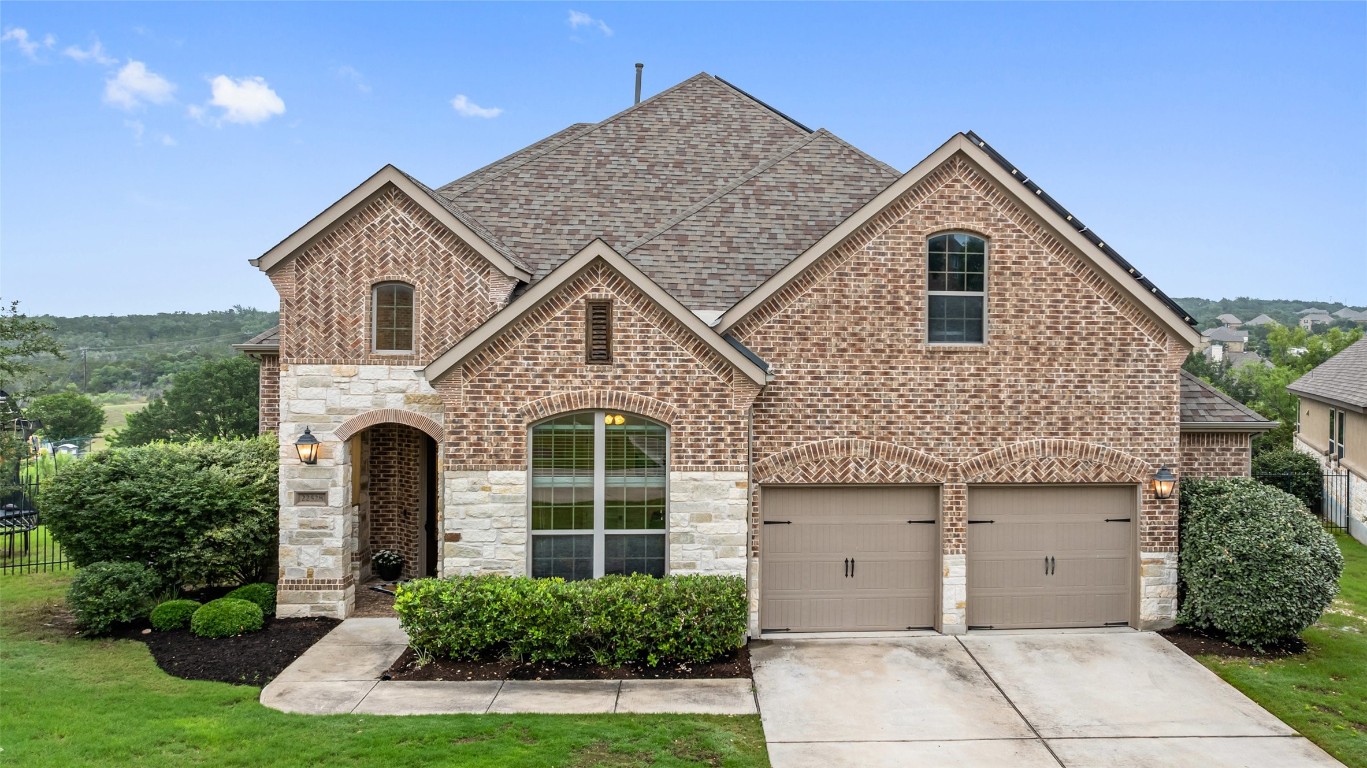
[593,410,606,578]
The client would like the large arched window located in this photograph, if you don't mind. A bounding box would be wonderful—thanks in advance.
[529,411,668,580]
[372,282,415,352]
[927,233,987,344]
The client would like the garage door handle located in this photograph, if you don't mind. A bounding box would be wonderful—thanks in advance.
[850,558,855,577]
[1044,556,1049,575]
[1050,556,1056,575]
[844,558,850,578]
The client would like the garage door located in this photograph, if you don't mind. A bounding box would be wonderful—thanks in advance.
[761,486,938,633]
[967,486,1134,630]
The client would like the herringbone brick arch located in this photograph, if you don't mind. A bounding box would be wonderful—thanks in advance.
[333,409,444,443]
[516,390,680,426]
[753,439,950,484]
[959,439,1151,484]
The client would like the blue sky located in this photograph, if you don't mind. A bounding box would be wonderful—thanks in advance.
[2,2,1365,316]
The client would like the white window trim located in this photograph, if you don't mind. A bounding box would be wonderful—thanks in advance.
[526,410,670,579]
[926,232,988,346]
[371,281,416,354]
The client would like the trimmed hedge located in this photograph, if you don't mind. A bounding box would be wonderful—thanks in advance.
[225,583,276,615]
[1251,447,1324,513]
[150,599,202,631]
[68,561,161,636]
[396,574,747,666]
[191,598,265,638]
[39,436,279,590]
[1178,477,1343,649]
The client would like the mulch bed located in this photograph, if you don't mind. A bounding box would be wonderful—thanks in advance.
[384,644,751,682]
[1160,626,1306,660]
[121,616,340,686]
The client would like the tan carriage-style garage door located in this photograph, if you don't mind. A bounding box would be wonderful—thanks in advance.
[761,486,938,633]
[967,486,1134,630]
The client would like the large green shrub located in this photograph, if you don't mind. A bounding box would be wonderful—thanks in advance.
[225,583,276,615]
[190,598,265,638]
[1251,447,1324,513]
[39,435,278,590]
[396,574,747,666]
[1178,478,1343,649]
[150,599,202,631]
[68,561,160,635]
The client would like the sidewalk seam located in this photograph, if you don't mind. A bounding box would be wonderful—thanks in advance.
[956,636,1065,768]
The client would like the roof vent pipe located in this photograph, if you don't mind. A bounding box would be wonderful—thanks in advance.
[634,63,643,104]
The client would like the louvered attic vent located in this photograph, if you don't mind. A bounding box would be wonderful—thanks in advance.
[585,299,612,364]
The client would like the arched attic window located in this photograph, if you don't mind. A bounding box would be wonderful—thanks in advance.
[529,411,668,580]
[372,282,415,353]
[927,233,987,344]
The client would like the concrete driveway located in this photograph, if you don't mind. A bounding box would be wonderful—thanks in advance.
[751,632,1343,767]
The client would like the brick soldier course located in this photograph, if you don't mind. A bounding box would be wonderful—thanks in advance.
[239,73,1272,629]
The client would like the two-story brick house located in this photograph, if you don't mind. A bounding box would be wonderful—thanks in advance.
[238,73,1272,634]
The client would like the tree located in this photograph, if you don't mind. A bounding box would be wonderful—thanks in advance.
[26,389,105,442]
[0,299,64,385]
[114,356,259,446]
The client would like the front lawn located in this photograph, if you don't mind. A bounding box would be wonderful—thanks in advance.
[0,572,769,768]
[1195,533,1367,767]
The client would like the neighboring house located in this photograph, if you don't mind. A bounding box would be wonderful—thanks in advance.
[237,73,1271,634]
[1288,337,1367,544]
[1298,307,1328,315]
[1299,312,1333,330]
[1215,313,1242,328]
[1200,325,1248,353]
[1203,345,1269,369]
[1244,313,1277,327]
[1332,308,1360,320]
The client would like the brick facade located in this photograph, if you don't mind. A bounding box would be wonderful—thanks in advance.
[364,423,427,580]
[1179,431,1252,478]
[258,353,279,434]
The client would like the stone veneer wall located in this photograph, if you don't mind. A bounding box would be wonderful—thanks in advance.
[732,155,1189,632]
[367,423,425,579]
[276,363,443,618]
[1179,431,1252,478]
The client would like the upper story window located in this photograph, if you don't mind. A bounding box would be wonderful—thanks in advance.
[372,282,414,352]
[1330,408,1346,460]
[529,411,667,580]
[927,233,987,344]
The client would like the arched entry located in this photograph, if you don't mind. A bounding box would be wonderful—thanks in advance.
[349,422,439,582]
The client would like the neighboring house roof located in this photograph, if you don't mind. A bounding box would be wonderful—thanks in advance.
[1287,337,1367,412]
[1201,326,1248,342]
[423,239,770,386]
[1297,307,1327,315]
[233,325,280,355]
[1334,307,1363,319]
[1179,370,1277,431]
[1245,313,1276,326]
[1216,313,1242,324]
[1226,350,1272,369]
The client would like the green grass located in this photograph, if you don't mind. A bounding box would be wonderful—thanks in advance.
[1196,533,1367,767]
[92,400,147,450]
[0,572,770,768]
[0,525,68,571]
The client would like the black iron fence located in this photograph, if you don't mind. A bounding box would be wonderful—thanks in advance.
[1254,470,1352,534]
[1,479,72,574]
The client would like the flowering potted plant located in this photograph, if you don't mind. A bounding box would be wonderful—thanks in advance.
[373,549,404,582]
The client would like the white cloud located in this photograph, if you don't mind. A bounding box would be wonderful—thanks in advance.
[206,75,286,124]
[63,39,116,66]
[567,10,612,36]
[2,27,55,60]
[335,65,370,94]
[104,60,176,110]
[159,133,176,147]
[450,94,502,119]
[124,119,145,142]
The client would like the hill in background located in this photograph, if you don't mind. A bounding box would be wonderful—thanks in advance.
[1173,297,1364,330]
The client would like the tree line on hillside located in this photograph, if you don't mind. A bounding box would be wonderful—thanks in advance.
[1184,323,1363,453]
[1174,296,1365,331]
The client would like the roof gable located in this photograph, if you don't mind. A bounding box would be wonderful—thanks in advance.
[717,133,1203,347]
[423,239,769,386]
[1288,337,1367,412]
[250,165,531,280]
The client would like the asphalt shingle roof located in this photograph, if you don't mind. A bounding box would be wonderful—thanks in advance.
[1180,370,1273,425]
[1288,337,1367,411]
[1216,313,1243,324]
[1246,314,1276,326]
[1201,326,1247,342]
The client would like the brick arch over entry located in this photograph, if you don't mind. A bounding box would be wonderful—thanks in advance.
[516,390,679,426]
[959,439,1151,484]
[333,409,443,443]
[754,439,951,485]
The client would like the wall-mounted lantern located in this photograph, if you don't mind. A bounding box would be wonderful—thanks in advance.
[1151,465,1177,500]
[295,426,320,465]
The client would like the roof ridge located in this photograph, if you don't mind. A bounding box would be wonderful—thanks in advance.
[1179,369,1269,421]
[711,75,814,135]
[439,123,596,195]
[621,131,824,254]
[817,128,902,178]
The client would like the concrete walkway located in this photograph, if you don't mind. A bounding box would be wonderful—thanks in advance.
[751,632,1344,768]
[260,618,757,716]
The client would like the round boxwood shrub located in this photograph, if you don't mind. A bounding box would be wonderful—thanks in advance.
[1179,477,1343,649]
[190,597,265,638]
[1251,447,1324,513]
[68,561,160,636]
[150,599,202,631]
[225,582,276,615]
